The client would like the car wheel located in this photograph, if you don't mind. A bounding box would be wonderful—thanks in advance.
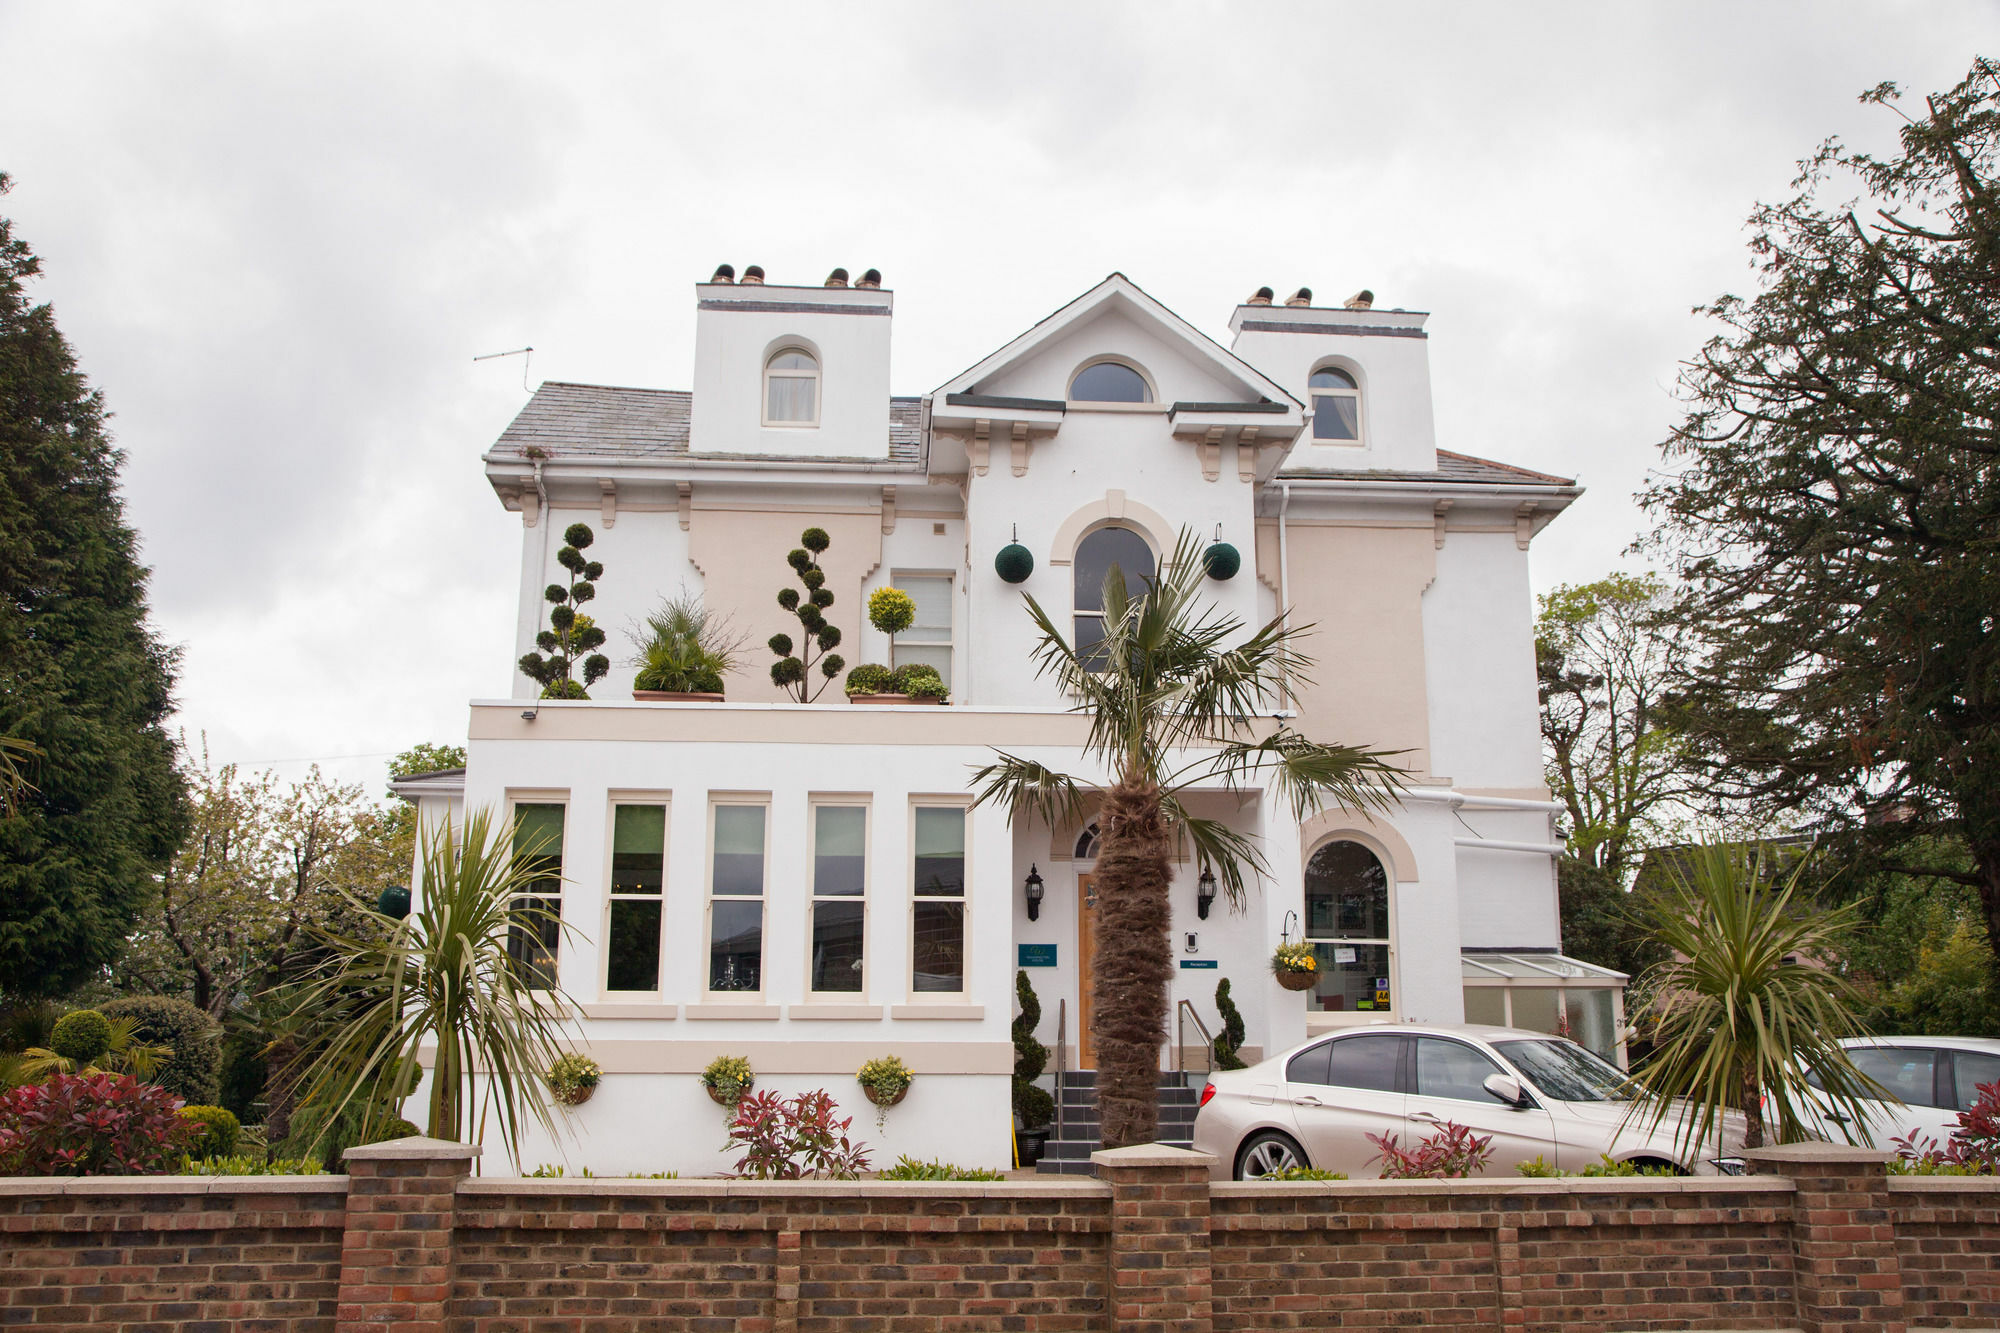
[1236,1130,1308,1180]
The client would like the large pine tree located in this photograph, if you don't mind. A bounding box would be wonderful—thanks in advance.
[0,175,186,999]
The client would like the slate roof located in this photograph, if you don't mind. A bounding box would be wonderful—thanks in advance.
[491,382,926,467]
[1280,449,1575,487]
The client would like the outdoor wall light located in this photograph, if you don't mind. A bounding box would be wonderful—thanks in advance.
[1024,863,1044,921]
[521,707,538,722]
[1196,866,1217,919]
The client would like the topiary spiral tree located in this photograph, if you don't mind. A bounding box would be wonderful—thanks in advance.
[1012,970,1054,1129]
[768,527,845,702]
[518,523,610,699]
[1212,977,1248,1070]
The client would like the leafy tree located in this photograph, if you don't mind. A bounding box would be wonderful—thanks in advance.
[768,527,845,701]
[1825,835,2000,1035]
[1628,842,1882,1152]
[0,735,40,818]
[1537,574,1693,879]
[974,529,1402,1147]
[518,523,608,699]
[1556,856,1671,981]
[0,175,187,1000]
[387,743,465,786]
[1636,61,2000,968]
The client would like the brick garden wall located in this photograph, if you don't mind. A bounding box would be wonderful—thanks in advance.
[1,1139,1996,1333]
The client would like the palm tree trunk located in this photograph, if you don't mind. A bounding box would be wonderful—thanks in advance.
[1091,777,1175,1148]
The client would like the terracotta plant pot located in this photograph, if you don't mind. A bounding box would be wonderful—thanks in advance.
[847,693,946,706]
[863,1083,909,1108]
[554,1084,596,1108]
[1275,970,1318,992]
[634,690,726,702]
[706,1082,750,1107]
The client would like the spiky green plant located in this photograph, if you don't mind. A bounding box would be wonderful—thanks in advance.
[973,527,1403,1147]
[1626,840,1887,1154]
[285,807,578,1165]
[630,589,744,693]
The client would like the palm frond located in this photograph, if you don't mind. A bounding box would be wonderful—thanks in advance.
[970,753,1089,830]
[1199,728,1407,823]
[1160,798,1267,910]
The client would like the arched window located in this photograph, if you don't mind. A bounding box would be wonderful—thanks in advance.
[1073,526,1155,669]
[764,348,819,426]
[1308,365,1360,442]
[1302,839,1392,1015]
[1069,361,1152,403]
[1074,823,1100,861]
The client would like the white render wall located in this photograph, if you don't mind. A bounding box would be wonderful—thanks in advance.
[688,282,894,459]
[1422,528,1546,793]
[514,504,699,699]
[1229,307,1439,474]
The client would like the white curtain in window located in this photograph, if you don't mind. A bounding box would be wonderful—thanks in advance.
[767,376,816,423]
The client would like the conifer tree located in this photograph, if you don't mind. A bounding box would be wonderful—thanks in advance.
[0,175,187,999]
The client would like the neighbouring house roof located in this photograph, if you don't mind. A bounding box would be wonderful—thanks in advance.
[389,766,466,802]
[491,381,927,467]
[1281,449,1576,487]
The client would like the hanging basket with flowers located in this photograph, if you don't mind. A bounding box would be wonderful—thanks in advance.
[1271,942,1320,992]
[547,1053,602,1107]
[701,1055,755,1107]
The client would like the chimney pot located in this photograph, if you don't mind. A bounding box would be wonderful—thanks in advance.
[1248,286,1274,306]
[742,265,766,285]
[710,263,735,284]
[825,267,850,287]
[1343,289,1375,310]
[1285,287,1313,307]
[856,268,882,290]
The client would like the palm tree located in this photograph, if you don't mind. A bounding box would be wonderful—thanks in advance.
[974,528,1404,1148]
[1626,840,1886,1154]
[286,806,576,1165]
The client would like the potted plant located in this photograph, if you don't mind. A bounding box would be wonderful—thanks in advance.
[1012,971,1054,1165]
[1271,941,1320,991]
[844,662,950,705]
[630,590,744,701]
[548,1053,601,1107]
[701,1055,754,1107]
[856,1055,914,1129]
[769,527,845,701]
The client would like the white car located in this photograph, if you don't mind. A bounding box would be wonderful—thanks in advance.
[1801,1035,2000,1150]
[1192,1023,1739,1180]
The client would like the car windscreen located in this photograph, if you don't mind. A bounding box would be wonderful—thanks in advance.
[1493,1038,1634,1103]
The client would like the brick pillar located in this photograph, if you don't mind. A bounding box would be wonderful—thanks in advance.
[1745,1141,1904,1333]
[1091,1144,1216,1333]
[335,1135,480,1333]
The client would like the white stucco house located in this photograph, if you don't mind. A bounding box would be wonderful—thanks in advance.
[394,267,1623,1174]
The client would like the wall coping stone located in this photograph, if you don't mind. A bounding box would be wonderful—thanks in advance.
[1742,1141,1895,1167]
[1212,1174,1796,1200]
[1884,1173,2000,1193]
[341,1134,481,1161]
[0,1174,350,1196]
[458,1176,1111,1200]
[1091,1144,1217,1169]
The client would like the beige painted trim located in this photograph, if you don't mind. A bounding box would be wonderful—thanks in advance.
[582,1003,679,1020]
[1048,491,1176,565]
[1458,786,1554,801]
[786,1004,884,1020]
[428,1040,1011,1076]
[684,1003,782,1020]
[1254,520,1281,597]
[889,1004,987,1020]
[1283,518,1434,531]
[1299,809,1419,883]
[474,702,1098,747]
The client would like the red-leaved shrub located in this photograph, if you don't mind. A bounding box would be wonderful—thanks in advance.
[1895,1080,2000,1175]
[0,1072,199,1176]
[1367,1119,1496,1179]
[725,1089,871,1180]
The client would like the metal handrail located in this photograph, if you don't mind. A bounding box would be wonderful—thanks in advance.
[1175,999,1215,1079]
[1054,999,1067,1142]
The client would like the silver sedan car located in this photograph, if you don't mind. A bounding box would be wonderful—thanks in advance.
[1192,1022,1735,1180]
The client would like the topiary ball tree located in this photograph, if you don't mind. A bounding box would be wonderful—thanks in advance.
[1202,541,1241,581]
[868,586,916,636]
[518,523,610,699]
[100,996,222,1106]
[49,1009,113,1064]
[995,542,1034,584]
[769,527,845,701]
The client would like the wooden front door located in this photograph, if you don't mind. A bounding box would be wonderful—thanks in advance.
[1077,872,1097,1069]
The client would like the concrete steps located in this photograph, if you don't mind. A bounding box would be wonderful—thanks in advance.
[1034,1070,1203,1176]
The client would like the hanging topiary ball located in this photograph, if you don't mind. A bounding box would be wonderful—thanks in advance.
[377,885,411,919]
[1203,541,1241,580]
[995,543,1034,584]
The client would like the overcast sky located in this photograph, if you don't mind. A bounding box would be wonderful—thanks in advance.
[0,3,1988,796]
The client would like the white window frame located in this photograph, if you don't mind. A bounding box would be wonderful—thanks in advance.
[806,798,871,998]
[1301,835,1398,1031]
[762,346,821,428]
[704,795,771,998]
[908,798,972,1001]
[602,795,670,996]
[505,791,570,993]
[1308,361,1364,445]
[888,571,954,683]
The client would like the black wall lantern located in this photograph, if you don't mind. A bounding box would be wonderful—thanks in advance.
[1196,866,1217,919]
[1024,863,1044,921]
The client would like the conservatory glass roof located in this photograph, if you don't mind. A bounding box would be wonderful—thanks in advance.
[1460,951,1627,983]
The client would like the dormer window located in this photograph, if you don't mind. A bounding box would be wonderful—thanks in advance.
[1309,365,1361,442]
[764,348,820,426]
[1069,360,1153,404]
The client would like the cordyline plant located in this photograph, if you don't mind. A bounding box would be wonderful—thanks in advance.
[285,807,579,1166]
[1625,841,1887,1155]
[0,1072,199,1176]
[973,527,1404,1148]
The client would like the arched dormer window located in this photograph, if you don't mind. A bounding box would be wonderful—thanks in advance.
[1073,525,1155,669]
[1309,364,1361,442]
[764,347,820,426]
[1069,360,1153,404]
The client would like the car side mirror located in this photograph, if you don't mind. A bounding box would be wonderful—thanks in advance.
[1484,1073,1525,1106]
